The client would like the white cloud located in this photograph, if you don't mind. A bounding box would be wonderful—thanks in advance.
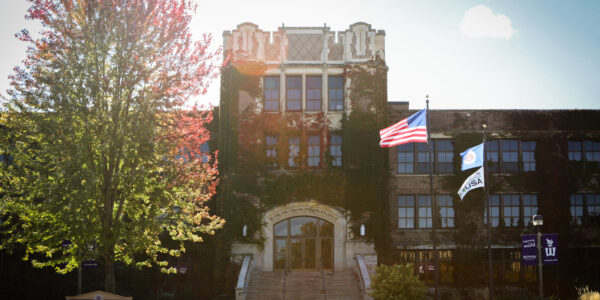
[459,5,516,39]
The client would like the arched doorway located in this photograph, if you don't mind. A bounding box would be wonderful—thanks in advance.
[273,216,333,272]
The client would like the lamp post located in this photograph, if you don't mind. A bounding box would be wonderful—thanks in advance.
[532,214,544,299]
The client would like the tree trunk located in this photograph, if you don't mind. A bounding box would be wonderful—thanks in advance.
[104,257,116,293]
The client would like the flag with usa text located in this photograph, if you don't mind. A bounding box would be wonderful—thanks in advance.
[379,109,428,147]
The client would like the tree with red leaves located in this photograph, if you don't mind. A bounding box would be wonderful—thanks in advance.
[0,0,223,293]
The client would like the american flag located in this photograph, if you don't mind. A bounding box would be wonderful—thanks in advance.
[379,109,428,147]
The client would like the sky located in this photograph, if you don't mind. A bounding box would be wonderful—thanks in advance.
[1,0,599,110]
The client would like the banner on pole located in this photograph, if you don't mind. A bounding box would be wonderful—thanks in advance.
[521,234,537,266]
[542,233,559,265]
[458,167,485,199]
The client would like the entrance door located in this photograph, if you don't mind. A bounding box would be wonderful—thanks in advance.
[273,216,333,272]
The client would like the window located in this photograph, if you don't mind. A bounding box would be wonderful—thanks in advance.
[398,249,454,284]
[307,135,321,167]
[503,194,520,227]
[438,195,454,228]
[328,76,344,111]
[501,140,519,173]
[569,140,600,169]
[396,140,453,174]
[286,76,302,111]
[288,136,300,167]
[306,76,322,111]
[522,141,536,172]
[485,194,538,227]
[266,135,278,167]
[522,194,538,226]
[417,195,432,228]
[330,134,342,167]
[436,140,454,174]
[397,195,415,229]
[570,193,600,225]
[486,140,536,173]
[397,143,415,174]
[263,76,280,111]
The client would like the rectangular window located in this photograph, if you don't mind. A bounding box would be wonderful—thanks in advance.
[286,76,302,111]
[503,194,520,227]
[263,76,280,111]
[306,76,322,111]
[485,195,501,227]
[397,195,415,229]
[522,194,538,227]
[288,136,300,167]
[397,143,415,174]
[584,141,600,163]
[570,194,584,226]
[416,143,431,174]
[501,140,519,173]
[328,76,344,111]
[522,141,536,172]
[569,140,600,170]
[307,135,321,167]
[436,140,454,174]
[417,195,432,228]
[588,194,600,216]
[266,135,278,168]
[485,141,499,172]
[568,141,583,161]
[330,134,342,167]
[438,195,454,228]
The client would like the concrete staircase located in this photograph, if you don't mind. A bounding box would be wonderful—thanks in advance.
[245,270,363,300]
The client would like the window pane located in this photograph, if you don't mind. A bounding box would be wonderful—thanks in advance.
[264,76,280,111]
[438,195,454,228]
[330,134,342,167]
[290,217,317,236]
[274,220,288,236]
[266,135,278,168]
[418,195,432,228]
[308,135,320,167]
[501,140,519,173]
[485,141,499,172]
[398,195,415,229]
[522,141,536,172]
[288,136,300,167]
[306,76,322,111]
[436,140,454,174]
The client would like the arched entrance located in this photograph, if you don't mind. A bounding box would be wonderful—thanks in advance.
[273,216,333,272]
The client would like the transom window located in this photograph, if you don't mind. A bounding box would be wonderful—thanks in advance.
[306,76,322,111]
[328,76,344,111]
[286,76,302,111]
[263,76,280,111]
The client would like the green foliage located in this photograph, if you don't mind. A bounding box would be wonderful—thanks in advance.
[370,263,426,300]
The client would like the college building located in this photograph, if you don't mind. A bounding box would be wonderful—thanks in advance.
[215,22,600,299]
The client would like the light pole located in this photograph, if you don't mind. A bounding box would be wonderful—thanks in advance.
[532,214,544,299]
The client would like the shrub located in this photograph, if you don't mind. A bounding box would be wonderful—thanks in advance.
[370,263,426,300]
[578,286,600,300]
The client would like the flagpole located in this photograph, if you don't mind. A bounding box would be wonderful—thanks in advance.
[483,124,493,299]
[426,96,439,299]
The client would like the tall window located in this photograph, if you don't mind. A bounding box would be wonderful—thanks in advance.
[522,194,538,226]
[503,194,520,227]
[398,195,415,229]
[306,76,322,111]
[416,143,430,174]
[570,193,600,225]
[417,195,432,228]
[307,135,321,167]
[266,135,278,168]
[569,140,600,169]
[485,141,499,172]
[263,76,280,111]
[330,134,342,167]
[501,140,519,173]
[438,195,454,228]
[397,143,415,174]
[436,140,454,174]
[522,141,536,172]
[286,76,302,111]
[288,136,300,167]
[328,76,344,111]
[484,195,501,227]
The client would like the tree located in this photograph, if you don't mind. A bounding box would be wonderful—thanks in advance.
[370,264,426,300]
[0,0,223,293]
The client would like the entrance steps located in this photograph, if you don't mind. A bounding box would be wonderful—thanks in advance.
[245,270,363,300]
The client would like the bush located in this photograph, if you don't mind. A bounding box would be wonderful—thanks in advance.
[370,263,426,300]
[578,286,600,300]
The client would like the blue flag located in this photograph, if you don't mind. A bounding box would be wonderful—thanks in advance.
[460,143,484,171]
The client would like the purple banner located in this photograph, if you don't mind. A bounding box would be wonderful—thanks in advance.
[521,234,537,266]
[542,233,558,265]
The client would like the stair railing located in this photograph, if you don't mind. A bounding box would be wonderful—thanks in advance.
[320,257,326,298]
[282,265,287,300]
